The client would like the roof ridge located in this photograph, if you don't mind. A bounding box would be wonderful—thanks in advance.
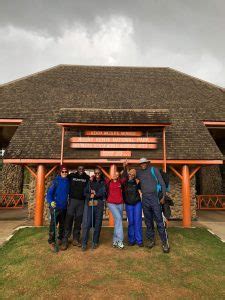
[60,64,169,70]
[0,64,63,88]
[168,67,225,92]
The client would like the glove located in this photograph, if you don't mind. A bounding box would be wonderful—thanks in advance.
[50,201,56,208]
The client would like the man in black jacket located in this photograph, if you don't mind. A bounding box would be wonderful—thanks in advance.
[62,166,90,250]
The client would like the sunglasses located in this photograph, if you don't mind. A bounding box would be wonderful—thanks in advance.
[61,171,68,174]
[78,168,84,171]
[95,172,101,175]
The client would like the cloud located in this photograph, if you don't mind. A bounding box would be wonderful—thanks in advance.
[0,14,224,87]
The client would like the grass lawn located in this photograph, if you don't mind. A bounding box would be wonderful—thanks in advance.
[0,227,225,299]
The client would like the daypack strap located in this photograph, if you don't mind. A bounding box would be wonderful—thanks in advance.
[150,167,162,193]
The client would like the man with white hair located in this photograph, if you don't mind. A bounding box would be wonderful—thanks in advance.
[136,158,170,253]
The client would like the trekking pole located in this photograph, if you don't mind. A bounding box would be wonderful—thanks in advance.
[53,208,59,253]
[161,209,170,248]
[91,199,94,250]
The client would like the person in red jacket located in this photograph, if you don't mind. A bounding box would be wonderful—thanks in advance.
[106,164,127,249]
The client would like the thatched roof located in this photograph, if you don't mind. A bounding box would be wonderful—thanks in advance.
[0,65,224,160]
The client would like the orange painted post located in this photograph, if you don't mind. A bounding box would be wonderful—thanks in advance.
[109,164,117,227]
[34,164,46,226]
[182,165,191,228]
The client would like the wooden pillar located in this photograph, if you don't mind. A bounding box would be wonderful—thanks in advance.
[182,165,191,228]
[34,164,46,226]
[109,164,117,227]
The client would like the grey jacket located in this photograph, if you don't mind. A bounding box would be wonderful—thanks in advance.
[136,166,166,198]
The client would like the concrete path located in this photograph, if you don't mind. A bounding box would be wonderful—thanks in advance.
[1,209,225,247]
[0,208,30,246]
[196,211,225,242]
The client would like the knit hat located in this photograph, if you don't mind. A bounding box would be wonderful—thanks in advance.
[60,165,68,172]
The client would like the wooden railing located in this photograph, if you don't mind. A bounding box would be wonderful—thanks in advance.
[0,194,25,209]
[197,195,225,210]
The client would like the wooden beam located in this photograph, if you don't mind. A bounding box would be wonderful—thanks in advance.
[190,166,201,180]
[96,165,111,179]
[3,159,224,165]
[169,166,183,180]
[45,165,58,179]
[203,121,225,126]
[0,119,23,124]
[25,165,37,178]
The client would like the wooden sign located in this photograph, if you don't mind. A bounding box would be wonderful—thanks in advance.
[70,137,157,143]
[84,130,143,137]
[70,143,157,149]
[100,151,131,157]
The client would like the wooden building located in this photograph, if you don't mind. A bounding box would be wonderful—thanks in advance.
[0,65,225,227]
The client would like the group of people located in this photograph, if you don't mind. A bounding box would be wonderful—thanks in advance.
[46,158,170,254]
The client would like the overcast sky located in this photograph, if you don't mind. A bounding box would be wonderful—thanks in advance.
[0,0,224,87]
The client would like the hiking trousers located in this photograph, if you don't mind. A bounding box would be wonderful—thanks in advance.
[142,193,167,243]
[63,198,85,243]
[82,200,104,245]
[48,208,67,244]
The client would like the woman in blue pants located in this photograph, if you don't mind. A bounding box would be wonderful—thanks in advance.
[124,169,143,247]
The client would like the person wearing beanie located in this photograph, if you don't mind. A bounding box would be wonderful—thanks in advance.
[46,165,69,252]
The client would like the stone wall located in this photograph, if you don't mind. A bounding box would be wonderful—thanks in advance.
[0,164,23,194]
[199,165,223,195]
[168,170,197,220]
[6,165,198,221]
[27,168,57,223]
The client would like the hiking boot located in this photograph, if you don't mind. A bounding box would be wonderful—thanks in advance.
[49,243,55,252]
[138,243,144,247]
[72,240,82,247]
[116,241,125,249]
[147,239,155,249]
[92,243,98,249]
[162,242,170,253]
[81,244,87,252]
[128,242,136,246]
[61,242,68,251]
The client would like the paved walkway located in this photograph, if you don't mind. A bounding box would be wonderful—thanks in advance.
[0,208,30,246]
[196,211,225,242]
[1,209,225,246]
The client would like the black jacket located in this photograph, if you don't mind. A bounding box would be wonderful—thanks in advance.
[68,172,90,200]
[84,177,106,201]
[123,179,141,205]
